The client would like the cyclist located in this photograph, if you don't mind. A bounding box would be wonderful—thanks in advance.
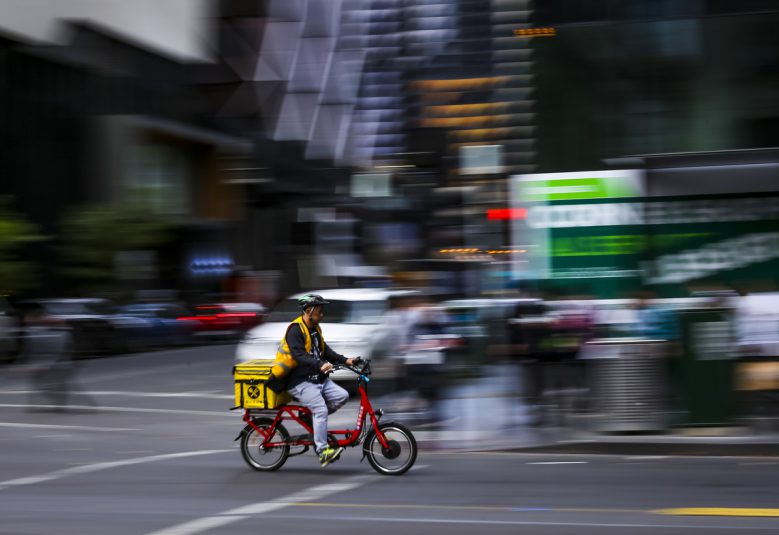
[277,294,359,467]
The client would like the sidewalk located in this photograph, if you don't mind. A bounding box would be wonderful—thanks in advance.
[374,364,779,457]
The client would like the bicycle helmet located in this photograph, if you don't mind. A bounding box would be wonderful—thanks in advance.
[297,293,330,311]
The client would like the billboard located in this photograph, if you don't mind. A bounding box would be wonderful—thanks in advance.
[510,169,779,297]
[510,170,645,295]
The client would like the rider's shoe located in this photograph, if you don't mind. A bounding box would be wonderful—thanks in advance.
[318,446,344,467]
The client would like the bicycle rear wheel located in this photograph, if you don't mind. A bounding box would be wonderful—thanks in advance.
[240,417,290,471]
[364,422,417,475]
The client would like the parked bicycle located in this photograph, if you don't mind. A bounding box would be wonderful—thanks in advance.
[235,359,417,475]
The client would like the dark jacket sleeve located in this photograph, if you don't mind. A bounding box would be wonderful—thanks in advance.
[323,342,347,365]
[285,324,321,369]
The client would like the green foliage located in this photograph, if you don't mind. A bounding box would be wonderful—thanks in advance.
[58,204,179,294]
[0,199,45,295]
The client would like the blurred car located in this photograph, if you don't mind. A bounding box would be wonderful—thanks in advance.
[539,300,595,359]
[16,298,140,357]
[236,288,399,388]
[117,303,197,349]
[441,298,543,368]
[184,302,266,340]
[0,296,21,363]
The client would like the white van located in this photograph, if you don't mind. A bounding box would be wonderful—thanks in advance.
[736,292,779,357]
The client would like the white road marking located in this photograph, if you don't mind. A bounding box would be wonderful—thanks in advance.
[526,461,588,465]
[0,422,140,432]
[145,475,373,535]
[0,403,355,427]
[0,390,233,400]
[76,357,221,384]
[0,449,231,491]
[0,403,232,417]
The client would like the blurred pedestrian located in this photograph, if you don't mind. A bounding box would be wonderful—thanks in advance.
[507,299,549,425]
[373,292,416,393]
[402,298,451,423]
[20,302,75,410]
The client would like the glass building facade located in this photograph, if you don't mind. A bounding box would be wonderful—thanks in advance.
[532,0,779,172]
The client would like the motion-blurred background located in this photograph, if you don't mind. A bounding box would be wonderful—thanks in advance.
[1,0,779,431]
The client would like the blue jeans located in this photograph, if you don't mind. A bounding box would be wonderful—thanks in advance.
[287,379,349,453]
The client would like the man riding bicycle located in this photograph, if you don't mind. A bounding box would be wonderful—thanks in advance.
[276,294,359,467]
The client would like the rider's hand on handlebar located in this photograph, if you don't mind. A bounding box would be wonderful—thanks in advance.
[320,361,334,373]
[347,357,364,367]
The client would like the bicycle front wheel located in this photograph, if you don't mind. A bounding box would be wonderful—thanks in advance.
[240,417,290,471]
[364,422,417,475]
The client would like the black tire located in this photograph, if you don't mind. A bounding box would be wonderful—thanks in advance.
[240,417,290,471]
[364,422,417,475]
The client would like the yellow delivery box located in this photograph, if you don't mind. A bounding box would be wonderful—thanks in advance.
[233,359,292,409]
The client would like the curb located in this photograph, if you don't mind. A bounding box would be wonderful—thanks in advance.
[491,440,779,457]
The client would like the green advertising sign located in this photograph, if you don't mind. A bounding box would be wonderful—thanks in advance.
[519,171,644,202]
[511,171,779,298]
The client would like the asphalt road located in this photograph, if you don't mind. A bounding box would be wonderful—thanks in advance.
[1,344,778,534]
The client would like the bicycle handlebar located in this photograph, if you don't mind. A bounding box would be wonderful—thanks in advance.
[309,358,371,383]
[330,357,371,377]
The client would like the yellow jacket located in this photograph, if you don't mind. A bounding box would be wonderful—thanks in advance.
[271,316,324,380]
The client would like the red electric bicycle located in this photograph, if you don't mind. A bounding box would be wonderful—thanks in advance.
[235,359,417,475]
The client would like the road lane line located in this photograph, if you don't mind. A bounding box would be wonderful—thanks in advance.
[287,501,779,520]
[0,403,233,417]
[253,512,779,530]
[656,508,779,517]
[145,475,373,535]
[0,403,354,427]
[0,422,140,432]
[0,449,231,491]
[78,356,222,384]
[0,390,233,400]
[289,502,641,514]
[527,461,588,465]
[0,355,224,390]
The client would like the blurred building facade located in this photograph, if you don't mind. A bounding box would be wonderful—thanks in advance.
[532,0,779,172]
[0,3,252,301]
[199,0,541,296]
[505,0,779,298]
[1,0,779,303]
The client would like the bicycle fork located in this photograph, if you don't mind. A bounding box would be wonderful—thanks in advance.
[360,408,386,462]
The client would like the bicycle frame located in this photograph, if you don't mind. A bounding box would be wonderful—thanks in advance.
[242,367,390,452]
